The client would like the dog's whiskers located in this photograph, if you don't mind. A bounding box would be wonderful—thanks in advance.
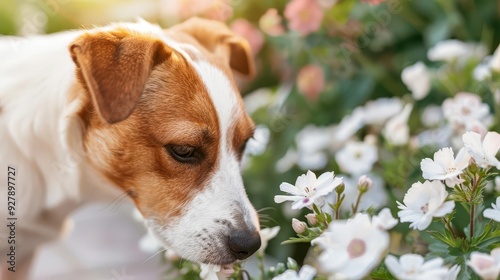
[98,190,130,212]
[141,248,168,266]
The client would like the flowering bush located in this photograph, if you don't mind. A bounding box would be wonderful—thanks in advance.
[127,0,500,279]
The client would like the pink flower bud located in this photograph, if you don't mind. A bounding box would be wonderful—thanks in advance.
[305,213,318,226]
[292,218,307,234]
[358,175,373,192]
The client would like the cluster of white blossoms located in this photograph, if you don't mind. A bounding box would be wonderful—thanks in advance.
[398,130,500,231]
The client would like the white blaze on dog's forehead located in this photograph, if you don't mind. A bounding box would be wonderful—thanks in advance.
[192,60,240,134]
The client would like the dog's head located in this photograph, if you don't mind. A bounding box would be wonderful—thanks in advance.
[69,18,260,265]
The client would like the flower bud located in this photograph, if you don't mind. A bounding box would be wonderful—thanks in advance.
[335,181,345,194]
[292,218,307,234]
[468,157,478,173]
[305,213,318,226]
[358,175,373,193]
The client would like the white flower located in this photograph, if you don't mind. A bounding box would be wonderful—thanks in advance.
[258,226,280,255]
[420,147,470,187]
[414,127,453,149]
[467,248,500,280]
[335,140,378,175]
[335,107,365,142]
[336,174,388,212]
[272,265,316,280]
[421,105,444,127]
[401,62,431,100]
[312,213,389,280]
[442,93,490,132]
[244,125,270,156]
[385,254,449,280]
[484,197,500,222]
[363,97,403,126]
[372,208,398,230]
[427,40,486,62]
[383,103,413,146]
[295,125,333,170]
[397,180,455,230]
[275,171,343,209]
[275,148,298,173]
[490,43,500,72]
[243,88,274,114]
[446,264,461,280]
[474,56,492,81]
[462,131,500,169]
[199,263,234,280]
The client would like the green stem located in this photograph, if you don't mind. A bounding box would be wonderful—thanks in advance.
[257,254,265,280]
[335,192,341,220]
[443,217,458,239]
[352,191,364,214]
[470,204,475,238]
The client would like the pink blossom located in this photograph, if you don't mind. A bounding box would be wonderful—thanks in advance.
[230,19,264,55]
[259,8,285,36]
[297,65,325,101]
[284,0,324,36]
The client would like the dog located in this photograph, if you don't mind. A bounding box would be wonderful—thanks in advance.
[0,17,261,279]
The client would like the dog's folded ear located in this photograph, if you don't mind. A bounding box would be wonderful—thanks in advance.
[170,17,255,79]
[69,31,171,124]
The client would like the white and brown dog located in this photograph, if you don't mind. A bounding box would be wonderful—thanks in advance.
[0,18,261,279]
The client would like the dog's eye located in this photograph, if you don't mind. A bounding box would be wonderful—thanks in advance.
[167,145,198,163]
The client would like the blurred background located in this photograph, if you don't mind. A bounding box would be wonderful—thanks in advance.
[1,0,500,279]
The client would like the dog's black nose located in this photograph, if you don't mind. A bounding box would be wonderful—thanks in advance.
[228,230,261,260]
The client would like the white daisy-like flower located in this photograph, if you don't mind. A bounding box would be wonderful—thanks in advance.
[401,61,431,100]
[420,147,470,187]
[244,125,270,156]
[335,140,378,175]
[372,208,398,230]
[272,265,316,280]
[385,254,449,280]
[312,213,389,279]
[427,40,486,62]
[421,105,444,127]
[397,180,455,230]
[274,171,343,209]
[383,103,413,146]
[467,248,500,280]
[335,107,365,143]
[258,226,280,255]
[199,263,234,280]
[484,197,500,222]
[295,125,333,170]
[462,131,500,169]
[442,93,490,132]
[362,97,403,126]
